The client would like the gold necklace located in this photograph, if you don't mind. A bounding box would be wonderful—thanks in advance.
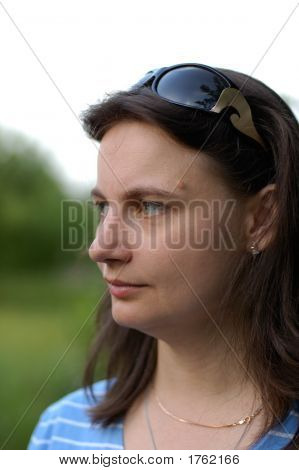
[153,387,263,428]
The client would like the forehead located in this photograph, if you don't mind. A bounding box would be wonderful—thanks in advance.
[98,121,197,184]
[96,120,227,199]
[99,120,190,168]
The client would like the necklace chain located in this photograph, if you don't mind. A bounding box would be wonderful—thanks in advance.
[144,386,260,450]
[153,387,263,429]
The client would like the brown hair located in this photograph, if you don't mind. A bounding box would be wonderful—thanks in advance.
[80,66,299,449]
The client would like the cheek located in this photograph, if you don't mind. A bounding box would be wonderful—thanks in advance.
[150,212,234,307]
[154,248,233,326]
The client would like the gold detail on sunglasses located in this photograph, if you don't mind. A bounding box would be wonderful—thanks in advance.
[211,88,266,150]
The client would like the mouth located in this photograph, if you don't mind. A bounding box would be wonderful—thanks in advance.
[107,282,147,298]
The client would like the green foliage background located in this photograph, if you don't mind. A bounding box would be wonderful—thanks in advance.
[0,129,106,449]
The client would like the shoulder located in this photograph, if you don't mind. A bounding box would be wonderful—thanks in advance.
[27,378,123,450]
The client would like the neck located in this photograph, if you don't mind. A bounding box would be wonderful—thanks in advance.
[151,332,261,419]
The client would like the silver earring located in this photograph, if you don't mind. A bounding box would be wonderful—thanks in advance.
[250,241,261,256]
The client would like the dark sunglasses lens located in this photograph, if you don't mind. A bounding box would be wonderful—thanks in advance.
[129,69,160,90]
[155,66,229,110]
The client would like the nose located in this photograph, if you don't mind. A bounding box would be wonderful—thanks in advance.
[88,211,132,264]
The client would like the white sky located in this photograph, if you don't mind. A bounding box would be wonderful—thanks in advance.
[0,0,298,195]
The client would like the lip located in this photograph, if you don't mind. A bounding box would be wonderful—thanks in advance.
[104,277,146,287]
[107,282,146,298]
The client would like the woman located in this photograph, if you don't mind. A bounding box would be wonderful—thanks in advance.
[28,63,299,450]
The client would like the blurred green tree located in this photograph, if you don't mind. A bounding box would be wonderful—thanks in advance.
[0,128,91,272]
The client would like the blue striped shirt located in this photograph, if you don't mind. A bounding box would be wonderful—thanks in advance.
[27,378,299,450]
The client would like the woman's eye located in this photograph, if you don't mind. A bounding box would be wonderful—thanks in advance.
[94,201,108,218]
[141,201,165,215]
[93,200,165,220]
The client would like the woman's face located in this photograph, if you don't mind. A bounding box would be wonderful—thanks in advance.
[89,120,245,340]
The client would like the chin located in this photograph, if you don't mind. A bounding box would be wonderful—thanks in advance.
[111,307,142,329]
[110,303,157,333]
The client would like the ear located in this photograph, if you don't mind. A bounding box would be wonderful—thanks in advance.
[243,184,278,253]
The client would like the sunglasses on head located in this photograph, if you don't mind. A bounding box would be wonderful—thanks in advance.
[129,62,266,150]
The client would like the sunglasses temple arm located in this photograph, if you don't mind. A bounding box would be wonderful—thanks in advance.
[211,88,266,150]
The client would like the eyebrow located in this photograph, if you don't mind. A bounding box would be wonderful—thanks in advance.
[90,184,184,200]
